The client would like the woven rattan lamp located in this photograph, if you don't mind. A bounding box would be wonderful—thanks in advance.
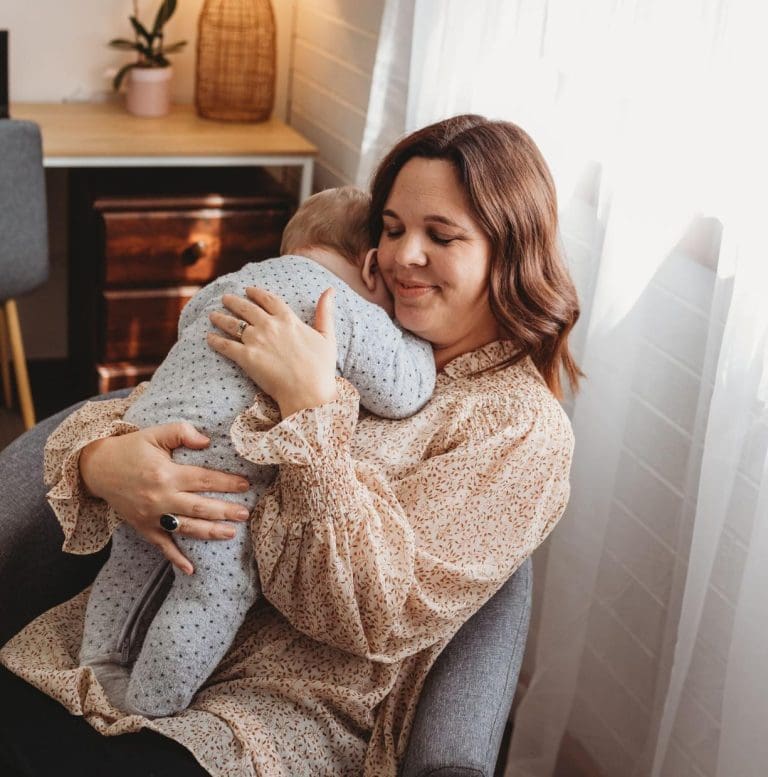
[195,0,276,122]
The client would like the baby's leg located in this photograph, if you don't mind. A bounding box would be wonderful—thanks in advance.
[79,522,167,711]
[124,519,259,717]
[80,522,167,666]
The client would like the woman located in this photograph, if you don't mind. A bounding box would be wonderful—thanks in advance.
[0,114,580,776]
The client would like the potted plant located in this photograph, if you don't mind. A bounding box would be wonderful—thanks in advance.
[110,0,187,117]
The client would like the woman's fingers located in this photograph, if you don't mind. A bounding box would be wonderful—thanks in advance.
[208,285,338,417]
[244,286,292,317]
[152,513,245,576]
[313,288,337,340]
[218,287,294,327]
[144,508,247,576]
[79,424,252,580]
[171,515,239,541]
[152,532,195,576]
[148,420,211,452]
[207,331,251,371]
[208,310,248,340]
[220,291,275,326]
[173,491,250,522]
[175,463,250,495]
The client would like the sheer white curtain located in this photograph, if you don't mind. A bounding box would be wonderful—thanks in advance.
[357,1,768,775]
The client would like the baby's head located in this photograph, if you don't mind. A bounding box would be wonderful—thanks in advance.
[280,186,393,316]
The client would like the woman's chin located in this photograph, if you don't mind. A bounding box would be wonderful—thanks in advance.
[393,306,436,340]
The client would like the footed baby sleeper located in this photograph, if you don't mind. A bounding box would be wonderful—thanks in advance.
[79,256,436,717]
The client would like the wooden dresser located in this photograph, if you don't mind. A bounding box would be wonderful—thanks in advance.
[10,103,317,410]
[68,167,295,396]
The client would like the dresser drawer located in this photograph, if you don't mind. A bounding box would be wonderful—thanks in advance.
[102,287,198,361]
[96,362,157,394]
[103,208,284,287]
[68,166,296,400]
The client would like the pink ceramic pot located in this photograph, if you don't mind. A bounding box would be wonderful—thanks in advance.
[125,66,173,118]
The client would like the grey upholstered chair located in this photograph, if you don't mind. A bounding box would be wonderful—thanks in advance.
[0,119,48,429]
[0,392,533,777]
[0,119,49,429]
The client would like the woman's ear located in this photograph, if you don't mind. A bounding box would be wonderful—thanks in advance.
[361,248,379,292]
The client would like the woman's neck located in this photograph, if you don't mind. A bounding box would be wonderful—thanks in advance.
[433,327,502,370]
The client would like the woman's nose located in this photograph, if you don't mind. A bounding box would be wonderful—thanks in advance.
[394,234,427,266]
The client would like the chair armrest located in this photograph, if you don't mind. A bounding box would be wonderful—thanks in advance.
[400,557,532,777]
[0,390,130,646]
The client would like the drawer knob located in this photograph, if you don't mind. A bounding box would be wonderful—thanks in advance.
[182,240,208,264]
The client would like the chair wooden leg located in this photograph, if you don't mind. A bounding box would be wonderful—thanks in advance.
[3,300,36,429]
[0,307,12,408]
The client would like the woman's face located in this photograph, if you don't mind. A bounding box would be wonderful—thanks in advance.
[376,157,501,368]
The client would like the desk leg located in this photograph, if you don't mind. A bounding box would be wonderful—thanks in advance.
[299,159,314,203]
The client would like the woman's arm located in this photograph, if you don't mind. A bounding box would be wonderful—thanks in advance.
[232,378,573,662]
[44,387,145,554]
[44,388,252,575]
[207,285,572,661]
[45,283,333,576]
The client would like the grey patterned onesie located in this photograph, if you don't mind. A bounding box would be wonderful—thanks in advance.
[79,255,436,718]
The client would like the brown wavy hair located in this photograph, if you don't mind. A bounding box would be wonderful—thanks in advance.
[369,114,583,398]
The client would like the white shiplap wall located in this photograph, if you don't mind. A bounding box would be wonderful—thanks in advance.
[549,184,745,777]
[289,0,384,191]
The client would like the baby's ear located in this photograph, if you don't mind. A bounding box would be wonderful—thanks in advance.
[361,248,379,290]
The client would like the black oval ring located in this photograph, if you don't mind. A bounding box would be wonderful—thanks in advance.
[160,513,181,533]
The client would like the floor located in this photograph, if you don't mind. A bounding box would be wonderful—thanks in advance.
[0,407,26,450]
[0,358,83,451]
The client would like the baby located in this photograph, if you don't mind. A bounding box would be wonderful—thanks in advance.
[77,186,436,717]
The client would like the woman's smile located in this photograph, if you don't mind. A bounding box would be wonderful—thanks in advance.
[394,278,438,298]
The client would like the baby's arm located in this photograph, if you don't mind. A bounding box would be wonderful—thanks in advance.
[334,290,436,419]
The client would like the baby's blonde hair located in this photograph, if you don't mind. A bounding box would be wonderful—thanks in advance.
[280,186,372,265]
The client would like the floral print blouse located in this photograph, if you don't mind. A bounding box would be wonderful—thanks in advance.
[0,340,574,777]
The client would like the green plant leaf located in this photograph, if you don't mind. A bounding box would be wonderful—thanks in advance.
[129,15,154,44]
[154,53,171,67]
[109,38,141,51]
[152,0,177,36]
[113,62,139,91]
[162,40,187,54]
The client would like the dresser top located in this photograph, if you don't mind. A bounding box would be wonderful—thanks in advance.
[11,102,318,162]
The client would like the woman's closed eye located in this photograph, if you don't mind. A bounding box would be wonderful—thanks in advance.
[382,226,458,244]
[430,232,459,245]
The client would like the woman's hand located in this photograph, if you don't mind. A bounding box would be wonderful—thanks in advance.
[79,423,251,575]
[207,286,339,418]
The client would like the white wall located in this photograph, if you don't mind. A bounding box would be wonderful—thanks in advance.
[539,189,733,776]
[0,0,295,359]
[0,0,294,108]
[289,0,383,190]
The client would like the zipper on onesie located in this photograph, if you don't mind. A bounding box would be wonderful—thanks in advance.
[117,560,174,664]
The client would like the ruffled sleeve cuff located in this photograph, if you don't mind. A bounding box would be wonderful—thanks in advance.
[230,377,360,467]
[44,387,145,554]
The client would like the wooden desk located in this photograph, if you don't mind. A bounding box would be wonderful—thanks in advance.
[9,102,318,401]
[12,102,317,201]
